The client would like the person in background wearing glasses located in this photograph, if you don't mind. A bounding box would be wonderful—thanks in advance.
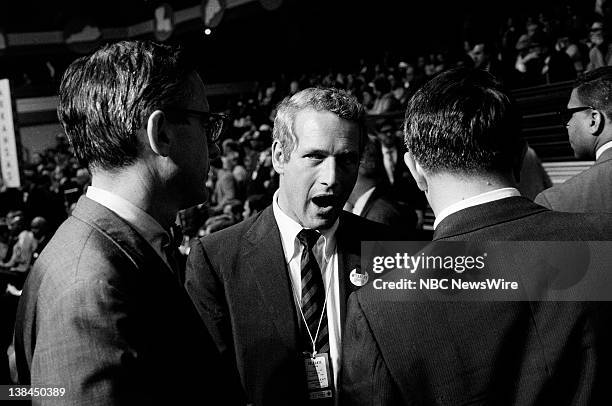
[535,66,612,213]
[13,40,244,405]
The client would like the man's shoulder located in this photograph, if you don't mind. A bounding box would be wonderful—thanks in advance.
[196,206,274,249]
[339,210,394,239]
[535,161,612,211]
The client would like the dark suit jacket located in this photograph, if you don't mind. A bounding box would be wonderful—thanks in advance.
[383,142,427,211]
[14,196,243,405]
[360,186,417,230]
[535,148,612,213]
[342,197,612,405]
[185,206,392,405]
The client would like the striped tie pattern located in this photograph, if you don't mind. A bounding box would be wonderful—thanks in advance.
[297,229,329,355]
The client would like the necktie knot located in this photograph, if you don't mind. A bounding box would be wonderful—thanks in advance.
[297,229,320,251]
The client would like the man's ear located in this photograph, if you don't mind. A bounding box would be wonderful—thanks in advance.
[589,109,605,136]
[404,152,428,192]
[271,140,286,174]
[146,110,171,157]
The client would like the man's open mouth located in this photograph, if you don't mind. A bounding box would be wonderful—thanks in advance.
[312,195,337,208]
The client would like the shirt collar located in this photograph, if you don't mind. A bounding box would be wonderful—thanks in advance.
[433,187,521,229]
[352,186,376,216]
[596,141,612,160]
[86,186,168,256]
[272,190,338,265]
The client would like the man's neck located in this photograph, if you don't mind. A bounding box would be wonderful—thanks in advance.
[427,173,516,217]
[90,166,176,229]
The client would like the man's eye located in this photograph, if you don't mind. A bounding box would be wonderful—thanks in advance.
[305,154,324,160]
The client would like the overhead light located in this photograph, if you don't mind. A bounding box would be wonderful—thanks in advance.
[204,28,212,35]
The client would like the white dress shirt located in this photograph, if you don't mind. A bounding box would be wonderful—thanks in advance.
[272,190,342,390]
[434,187,522,229]
[596,140,612,160]
[352,186,376,216]
[86,186,172,269]
[381,145,398,185]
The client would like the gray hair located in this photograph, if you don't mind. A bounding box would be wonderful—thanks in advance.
[272,87,367,160]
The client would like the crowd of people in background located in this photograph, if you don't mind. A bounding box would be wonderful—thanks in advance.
[1,4,610,282]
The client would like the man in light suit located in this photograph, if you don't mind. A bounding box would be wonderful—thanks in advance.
[185,88,392,405]
[341,68,612,405]
[14,40,243,405]
[535,66,612,212]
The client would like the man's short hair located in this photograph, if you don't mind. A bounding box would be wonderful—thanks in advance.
[404,67,523,174]
[57,40,196,171]
[272,87,367,160]
[574,66,612,121]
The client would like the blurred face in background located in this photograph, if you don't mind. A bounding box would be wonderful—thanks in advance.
[591,22,605,46]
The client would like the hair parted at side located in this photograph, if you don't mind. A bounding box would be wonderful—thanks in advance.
[574,66,612,121]
[403,67,523,174]
[272,87,367,160]
[57,40,196,171]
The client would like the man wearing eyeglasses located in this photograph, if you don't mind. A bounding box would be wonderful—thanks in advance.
[535,66,612,213]
[13,40,243,405]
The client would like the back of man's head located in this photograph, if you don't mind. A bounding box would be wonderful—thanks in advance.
[404,68,523,178]
[574,66,612,121]
[57,40,196,172]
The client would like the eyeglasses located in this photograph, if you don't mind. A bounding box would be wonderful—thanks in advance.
[165,109,230,142]
[558,106,593,126]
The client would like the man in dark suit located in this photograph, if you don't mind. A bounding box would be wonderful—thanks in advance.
[535,66,612,212]
[341,68,612,405]
[185,88,392,405]
[376,120,427,227]
[13,41,243,405]
[347,139,416,230]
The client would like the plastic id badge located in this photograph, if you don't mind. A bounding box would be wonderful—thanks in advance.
[304,352,333,400]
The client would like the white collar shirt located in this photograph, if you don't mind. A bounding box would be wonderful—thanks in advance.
[272,190,341,391]
[434,187,522,229]
[596,141,612,160]
[86,186,172,269]
[352,186,376,216]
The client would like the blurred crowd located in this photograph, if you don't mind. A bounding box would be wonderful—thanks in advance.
[2,2,609,276]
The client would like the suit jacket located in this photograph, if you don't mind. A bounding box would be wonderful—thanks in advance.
[14,196,244,405]
[382,142,427,211]
[535,148,612,213]
[341,197,612,405]
[185,206,392,405]
[360,186,417,230]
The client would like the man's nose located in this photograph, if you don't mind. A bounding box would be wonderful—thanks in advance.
[320,157,337,187]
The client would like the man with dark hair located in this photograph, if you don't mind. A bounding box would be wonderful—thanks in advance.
[14,40,243,404]
[347,139,416,230]
[186,87,391,405]
[341,68,612,405]
[535,66,612,212]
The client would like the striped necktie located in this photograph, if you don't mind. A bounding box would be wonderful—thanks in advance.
[297,229,329,355]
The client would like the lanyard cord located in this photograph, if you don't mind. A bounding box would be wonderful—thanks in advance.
[289,248,334,357]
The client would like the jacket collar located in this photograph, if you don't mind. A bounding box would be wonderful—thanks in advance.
[433,196,549,240]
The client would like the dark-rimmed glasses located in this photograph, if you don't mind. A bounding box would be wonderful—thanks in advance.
[558,106,593,126]
[165,109,230,142]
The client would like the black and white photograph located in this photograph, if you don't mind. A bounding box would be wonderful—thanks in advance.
[1,0,612,404]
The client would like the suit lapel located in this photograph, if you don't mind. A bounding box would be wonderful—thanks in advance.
[336,213,362,326]
[359,186,381,218]
[244,207,299,348]
[433,197,549,240]
[71,196,178,285]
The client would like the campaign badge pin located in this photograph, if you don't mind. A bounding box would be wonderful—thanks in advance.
[349,268,369,286]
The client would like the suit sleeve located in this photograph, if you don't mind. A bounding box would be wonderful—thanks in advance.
[534,191,552,209]
[30,279,145,405]
[341,293,401,406]
[184,239,235,362]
